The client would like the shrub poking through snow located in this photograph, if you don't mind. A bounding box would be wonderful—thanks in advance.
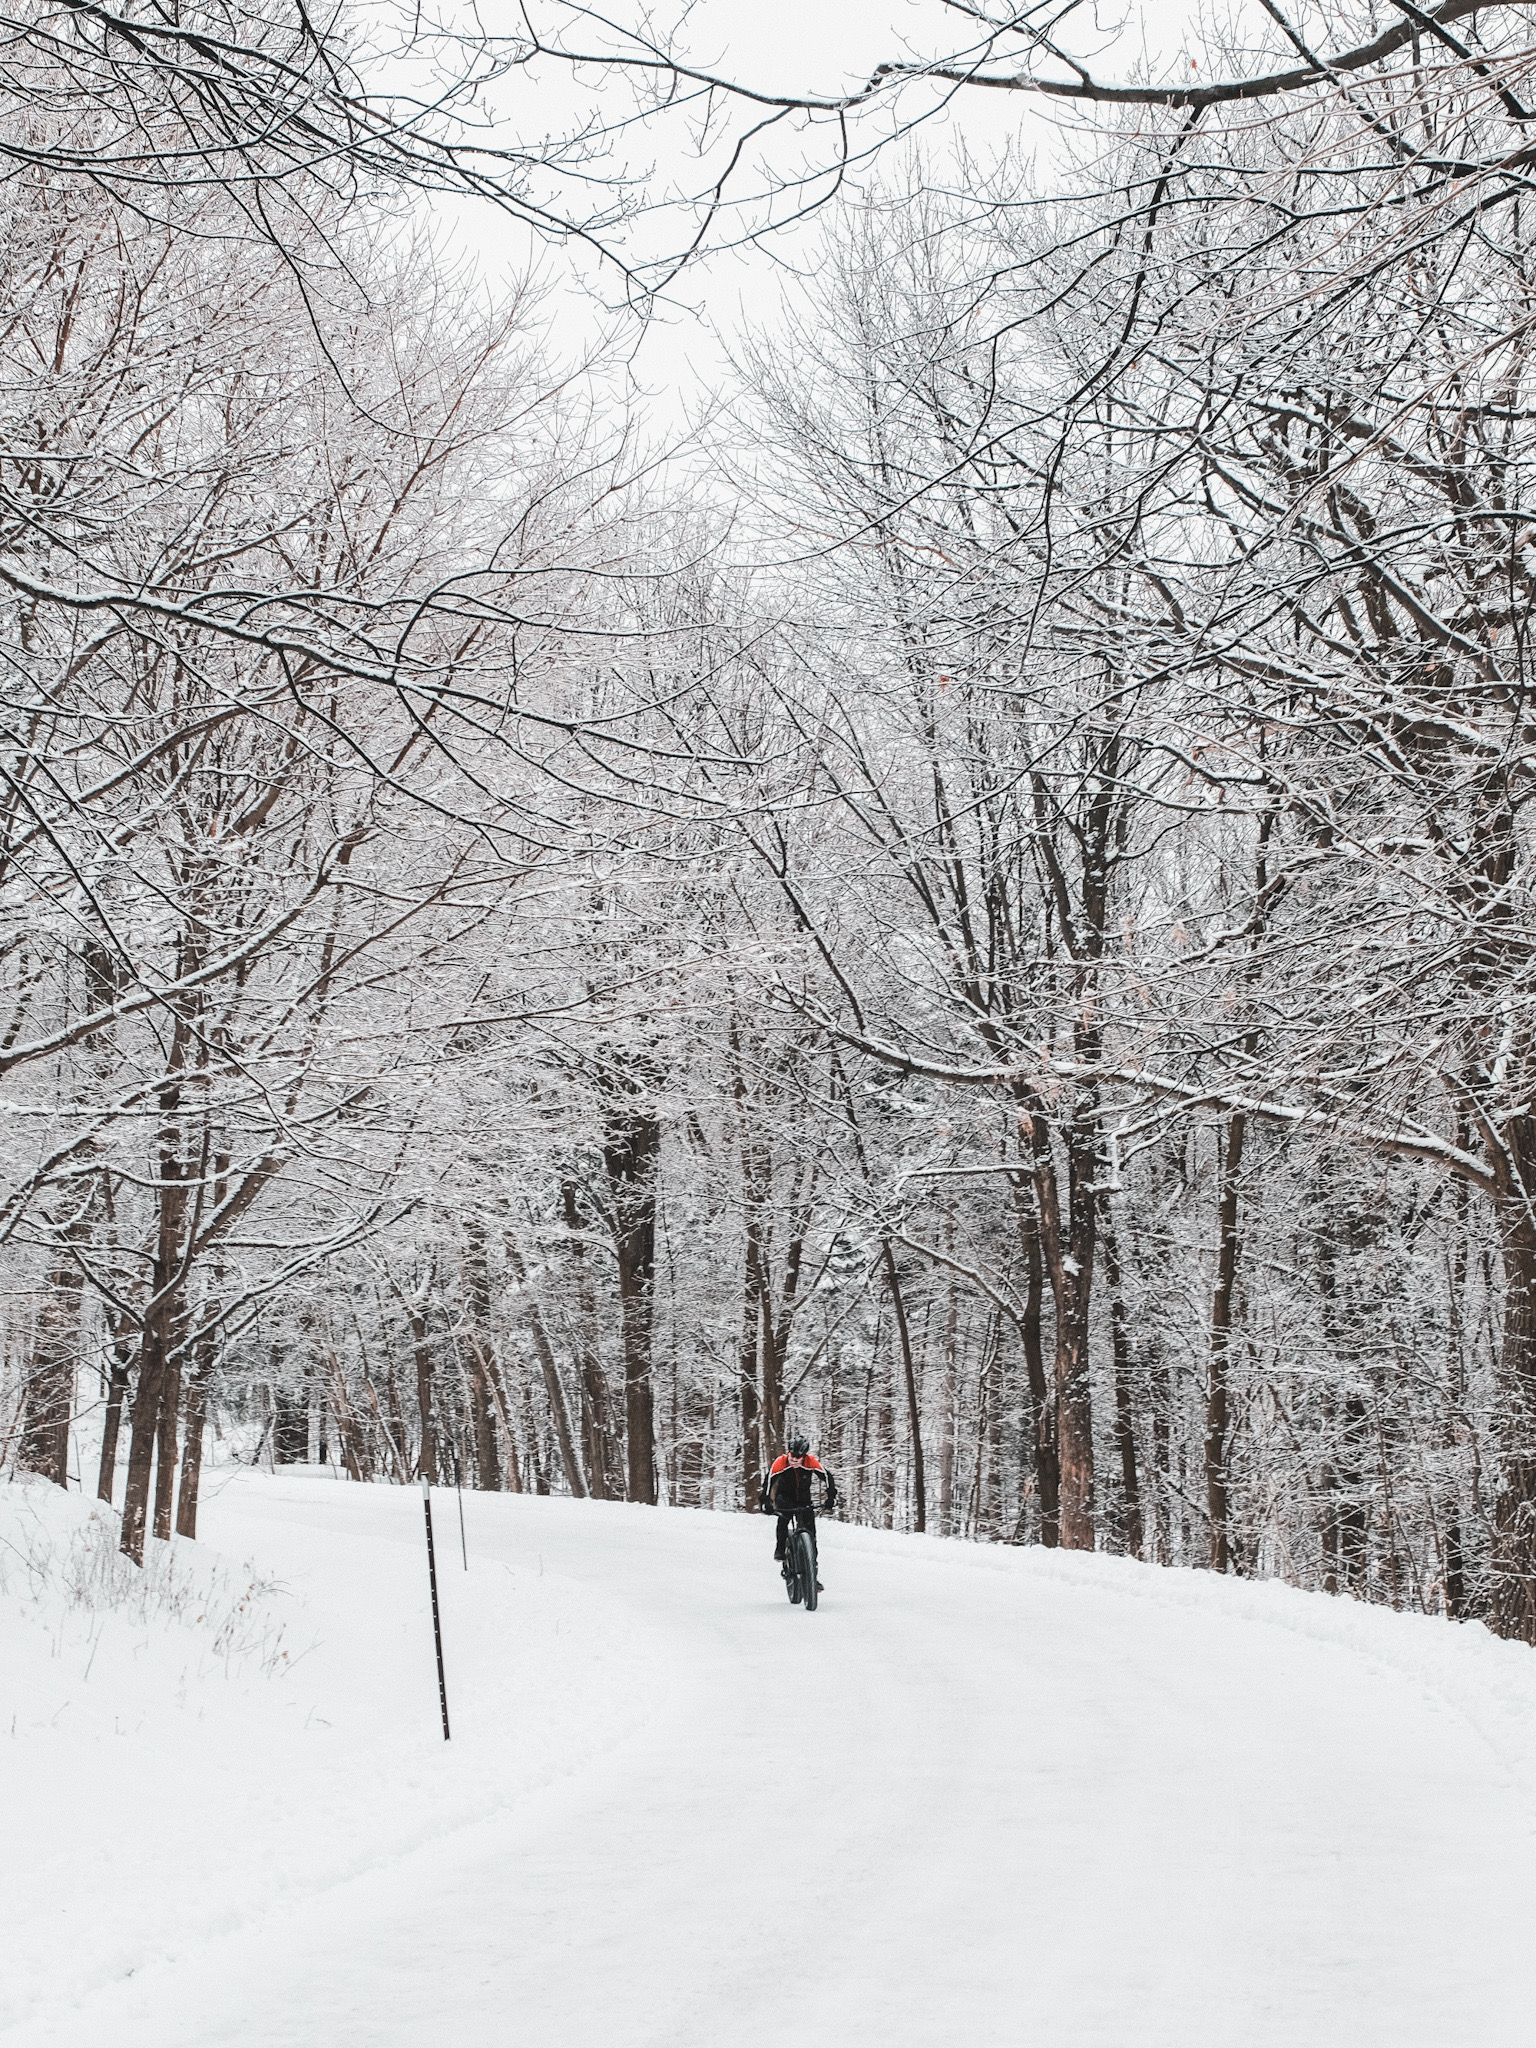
[0,1477,291,1675]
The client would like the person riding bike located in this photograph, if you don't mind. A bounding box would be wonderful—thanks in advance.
[760,1432,838,1588]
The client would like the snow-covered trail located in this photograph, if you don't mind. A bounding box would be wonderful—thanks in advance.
[9,1470,1536,2045]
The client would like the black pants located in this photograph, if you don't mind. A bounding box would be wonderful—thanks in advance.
[775,1509,815,1561]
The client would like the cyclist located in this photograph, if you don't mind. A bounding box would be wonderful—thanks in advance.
[760,1431,838,1587]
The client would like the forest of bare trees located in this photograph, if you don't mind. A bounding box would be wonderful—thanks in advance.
[8,0,1536,1642]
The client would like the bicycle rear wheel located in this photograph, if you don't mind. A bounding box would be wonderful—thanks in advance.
[796,1528,818,1612]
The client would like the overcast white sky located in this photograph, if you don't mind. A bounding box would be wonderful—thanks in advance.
[415,0,1242,432]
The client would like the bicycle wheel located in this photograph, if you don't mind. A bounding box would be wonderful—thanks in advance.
[784,1549,801,1603]
[797,1528,818,1612]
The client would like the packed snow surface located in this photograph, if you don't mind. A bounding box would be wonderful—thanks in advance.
[6,1469,1536,2045]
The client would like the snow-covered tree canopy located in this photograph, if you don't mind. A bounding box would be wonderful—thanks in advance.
[7,0,1536,1651]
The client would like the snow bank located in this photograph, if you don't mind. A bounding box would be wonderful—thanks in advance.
[839,1518,1536,1801]
[1,1477,317,2031]
[1,1476,293,1683]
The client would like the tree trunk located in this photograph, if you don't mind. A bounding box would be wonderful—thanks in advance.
[876,1364,895,1531]
[122,1170,195,1560]
[603,1094,660,1507]
[770,1204,812,1393]
[524,1386,550,1494]
[19,1257,82,1486]
[1011,1176,1060,1545]
[1320,1435,1341,1595]
[1147,1334,1171,1565]
[465,1345,500,1491]
[379,1363,412,1482]
[1443,1150,1471,1619]
[1337,1392,1369,1591]
[1206,1113,1246,1573]
[326,1351,371,1483]
[120,1317,168,1565]
[881,1240,926,1533]
[939,1263,958,1536]
[172,1152,230,1535]
[757,1277,784,1460]
[478,1347,525,1492]
[562,1182,614,1498]
[153,1308,187,1540]
[1022,1109,1095,1549]
[1099,1193,1144,1560]
[856,1343,877,1524]
[1054,1300,1094,1547]
[97,1342,131,1505]
[462,1225,502,1492]
[1488,1198,1536,1639]
[273,1384,307,1464]
[731,1022,777,1498]
[120,1002,196,1563]
[739,1236,762,1508]
[175,1316,217,1538]
[506,1238,588,1498]
[411,1306,437,1484]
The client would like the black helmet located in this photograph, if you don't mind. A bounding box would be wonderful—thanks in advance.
[787,1431,810,1456]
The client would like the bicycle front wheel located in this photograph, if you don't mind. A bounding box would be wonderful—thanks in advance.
[797,1528,818,1612]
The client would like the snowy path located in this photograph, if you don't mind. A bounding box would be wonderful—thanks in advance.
[8,1471,1536,2045]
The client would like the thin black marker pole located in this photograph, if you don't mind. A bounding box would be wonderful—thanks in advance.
[455,1452,468,1571]
[421,1475,451,1741]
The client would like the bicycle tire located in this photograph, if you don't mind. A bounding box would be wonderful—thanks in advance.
[785,1551,802,1604]
[797,1528,818,1612]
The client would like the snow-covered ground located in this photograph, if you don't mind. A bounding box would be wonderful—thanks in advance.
[6,1467,1536,2046]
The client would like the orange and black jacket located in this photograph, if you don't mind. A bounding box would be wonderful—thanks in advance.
[760,1454,837,1515]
